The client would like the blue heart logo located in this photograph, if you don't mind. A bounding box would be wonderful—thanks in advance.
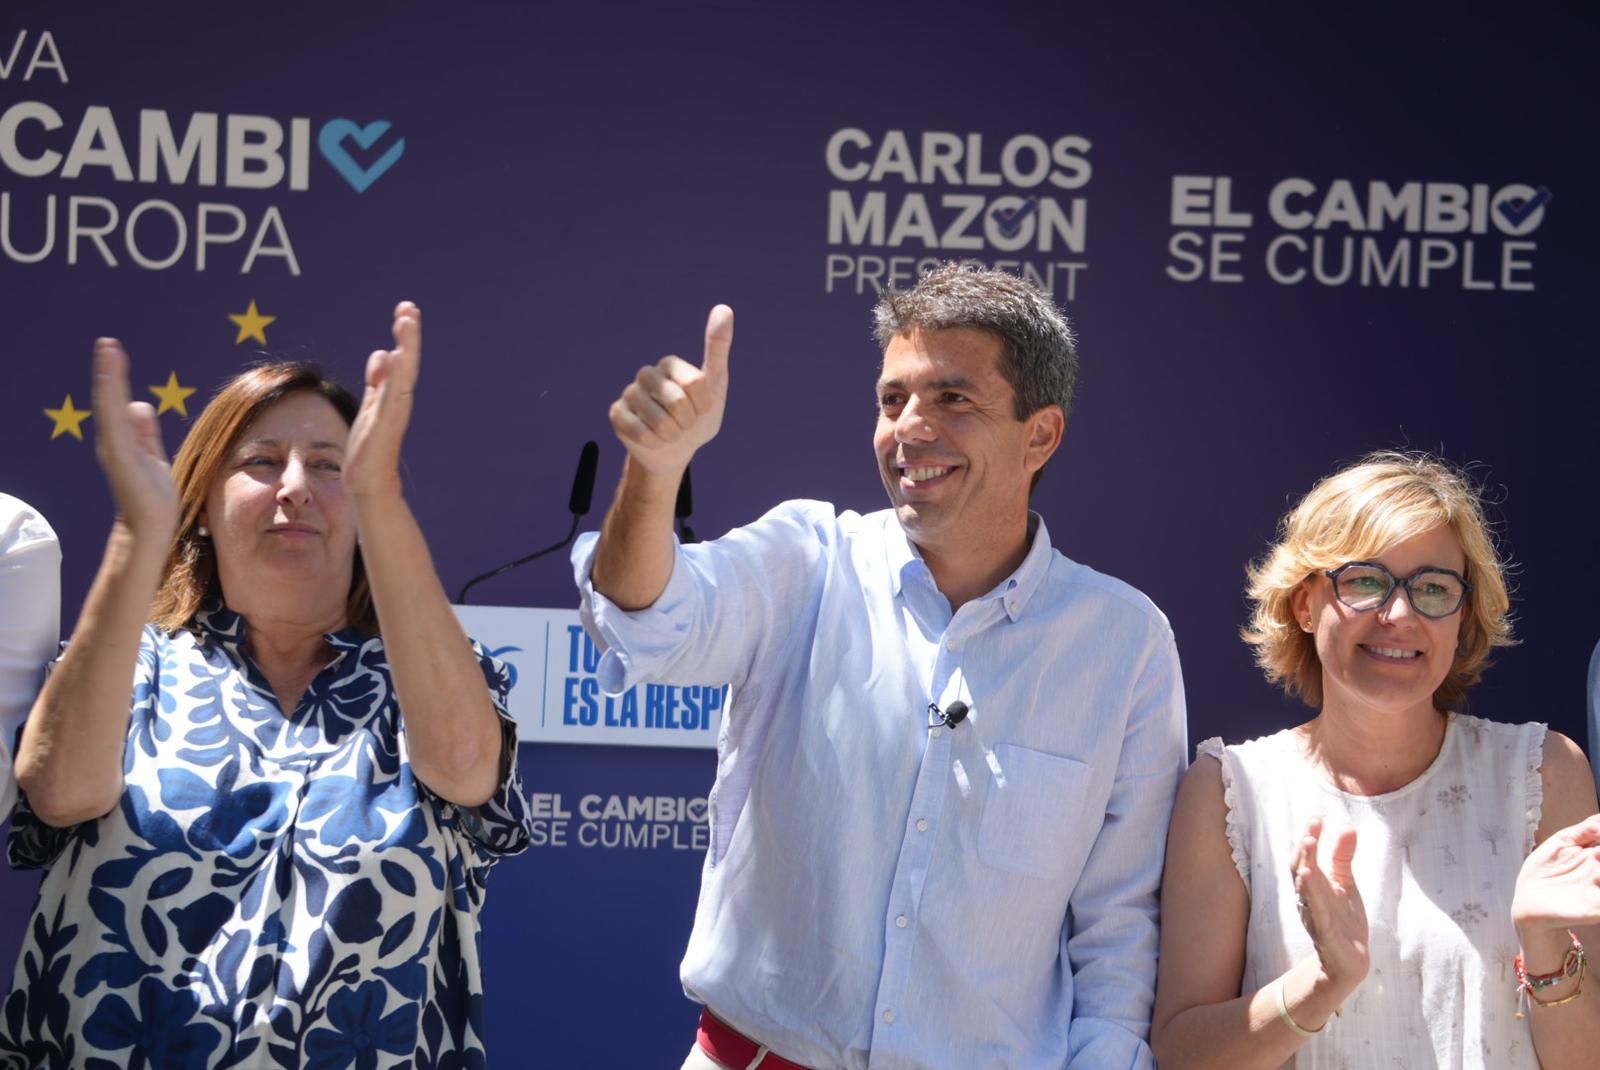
[318,119,405,193]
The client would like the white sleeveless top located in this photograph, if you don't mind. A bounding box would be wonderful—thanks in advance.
[1198,713,1547,1069]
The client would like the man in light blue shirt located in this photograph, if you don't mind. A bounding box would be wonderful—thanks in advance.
[575,264,1187,1069]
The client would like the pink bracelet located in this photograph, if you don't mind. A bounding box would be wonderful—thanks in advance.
[1514,931,1586,1018]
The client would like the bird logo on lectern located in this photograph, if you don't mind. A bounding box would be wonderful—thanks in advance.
[485,645,524,691]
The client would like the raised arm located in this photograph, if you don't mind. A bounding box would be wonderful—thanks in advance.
[16,341,178,826]
[1151,758,1368,1069]
[1512,731,1600,1068]
[590,305,732,610]
[344,303,504,808]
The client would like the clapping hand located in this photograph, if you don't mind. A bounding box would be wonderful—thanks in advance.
[345,302,421,499]
[1292,817,1370,991]
[91,339,179,541]
[1513,813,1600,933]
[609,305,733,475]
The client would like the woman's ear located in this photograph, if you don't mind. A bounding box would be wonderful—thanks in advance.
[1290,581,1313,632]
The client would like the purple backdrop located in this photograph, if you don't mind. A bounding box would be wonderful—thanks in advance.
[2,2,1596,1064]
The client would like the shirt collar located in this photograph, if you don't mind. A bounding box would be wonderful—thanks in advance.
[193,599,366,652]
[886,514,922,597]
[885,511,1052,622]
[1000,513,1051,622]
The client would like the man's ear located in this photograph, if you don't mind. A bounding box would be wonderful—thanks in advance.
[1023,405,1064,474]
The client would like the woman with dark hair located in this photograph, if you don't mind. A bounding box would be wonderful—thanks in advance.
[2,305,531,1069]
[1152,452,1600,1068]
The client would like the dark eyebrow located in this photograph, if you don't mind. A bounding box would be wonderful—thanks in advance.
[875,376,977,394]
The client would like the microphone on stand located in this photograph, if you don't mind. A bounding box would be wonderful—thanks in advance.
[455,440,600,604]
[676,463,696,544]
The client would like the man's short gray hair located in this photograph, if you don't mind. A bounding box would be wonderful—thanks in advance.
[871,261,1078,423]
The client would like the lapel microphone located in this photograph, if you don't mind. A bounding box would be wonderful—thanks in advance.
[927,700,969,729]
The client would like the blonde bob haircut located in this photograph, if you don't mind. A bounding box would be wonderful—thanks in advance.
[149,362,376,637]
[1242,451,1514,712]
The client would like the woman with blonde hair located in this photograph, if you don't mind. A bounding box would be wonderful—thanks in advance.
[1152,451,1600,1068]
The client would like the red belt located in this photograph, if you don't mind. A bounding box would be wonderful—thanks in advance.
[697,1008,812,1070]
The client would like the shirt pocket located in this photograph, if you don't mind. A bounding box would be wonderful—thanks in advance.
[976,744,1091,881]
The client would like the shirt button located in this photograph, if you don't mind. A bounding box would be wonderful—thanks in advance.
[916,819,928,832]
[945,639,957,651]
[1007,601,1017,614]
[882,1010,895,1025]
[895,915,908,929]
[929,727,941,738]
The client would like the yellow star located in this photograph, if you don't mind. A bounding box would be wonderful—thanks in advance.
[44,394,91,440]
[228,300,276,345]
[149,371,198,416]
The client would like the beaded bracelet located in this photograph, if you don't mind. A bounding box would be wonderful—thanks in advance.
[1514,931,1587,1019]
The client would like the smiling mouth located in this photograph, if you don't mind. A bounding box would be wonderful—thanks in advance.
[899,464,956,485]
[1361,644,1421,661]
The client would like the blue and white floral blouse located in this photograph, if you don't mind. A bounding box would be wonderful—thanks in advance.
[0,603,532,1070]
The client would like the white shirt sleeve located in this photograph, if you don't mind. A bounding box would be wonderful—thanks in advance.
[570,499,835,695]
[1588,639,1600,792]
[0,495,62,819]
